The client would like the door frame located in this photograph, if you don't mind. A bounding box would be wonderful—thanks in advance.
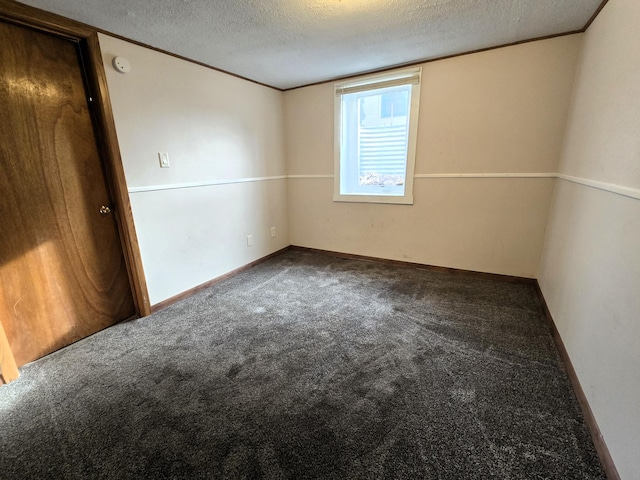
[0,0,151,381]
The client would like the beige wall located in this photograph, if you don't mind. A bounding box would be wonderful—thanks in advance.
[99,34,289,305]
[285,35,582,277]
[538,1,640,478]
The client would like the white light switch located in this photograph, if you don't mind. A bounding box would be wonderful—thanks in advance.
[247,235,253,247]
[158,152,170,168]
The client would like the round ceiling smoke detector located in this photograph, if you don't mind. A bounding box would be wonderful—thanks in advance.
[112,56,131,74]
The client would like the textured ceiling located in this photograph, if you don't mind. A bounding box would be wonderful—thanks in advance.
[18,0,603,89]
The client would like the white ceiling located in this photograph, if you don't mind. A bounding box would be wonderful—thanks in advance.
[19,0,604,90]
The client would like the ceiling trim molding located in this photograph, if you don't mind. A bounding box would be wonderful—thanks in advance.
[0,0,279,91]
[283,0,610,92]
[98,30,279,91]
[283,30,583,92]
[583,0,610,31]
[4,0,610,93]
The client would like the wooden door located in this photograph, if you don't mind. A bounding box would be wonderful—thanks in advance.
[0,20,135,367]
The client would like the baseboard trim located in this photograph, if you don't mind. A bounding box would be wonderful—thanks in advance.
[534,282,620,480]
[151,245,535,314]
[291,246,536,285]
[150,246,291,313]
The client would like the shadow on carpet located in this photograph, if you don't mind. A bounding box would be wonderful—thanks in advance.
[0,250,604,479]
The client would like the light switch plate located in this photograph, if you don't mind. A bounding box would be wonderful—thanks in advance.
[158,152,170,168]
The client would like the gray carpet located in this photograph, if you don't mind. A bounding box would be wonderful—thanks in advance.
[0,250,604,479]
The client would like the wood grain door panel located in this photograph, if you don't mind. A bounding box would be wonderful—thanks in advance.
[0,20,135,366]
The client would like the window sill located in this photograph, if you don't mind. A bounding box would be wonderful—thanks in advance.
[332,193,414,205]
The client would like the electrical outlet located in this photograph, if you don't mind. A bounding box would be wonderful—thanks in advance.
[247,235,253,247]
[270,227,276,238]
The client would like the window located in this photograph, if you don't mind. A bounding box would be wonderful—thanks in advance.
[334,67,421,204]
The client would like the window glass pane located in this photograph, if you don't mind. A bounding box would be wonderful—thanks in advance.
[381,90,409,118]
[341,84,411,194]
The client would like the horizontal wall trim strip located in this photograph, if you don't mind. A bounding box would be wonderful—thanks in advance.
[288,174,334,179]
[128,172,639,201]
[414,173,556,179]
[291,173,639,200]
[288,173,556,179]
[128,175,287,193]
[557,173,640,201]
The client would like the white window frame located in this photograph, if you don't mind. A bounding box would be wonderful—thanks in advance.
[333,67,421,205]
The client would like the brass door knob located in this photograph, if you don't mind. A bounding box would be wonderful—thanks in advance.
[99,205,112,215]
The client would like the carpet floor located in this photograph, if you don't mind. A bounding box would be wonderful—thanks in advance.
[0,250,604,479]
